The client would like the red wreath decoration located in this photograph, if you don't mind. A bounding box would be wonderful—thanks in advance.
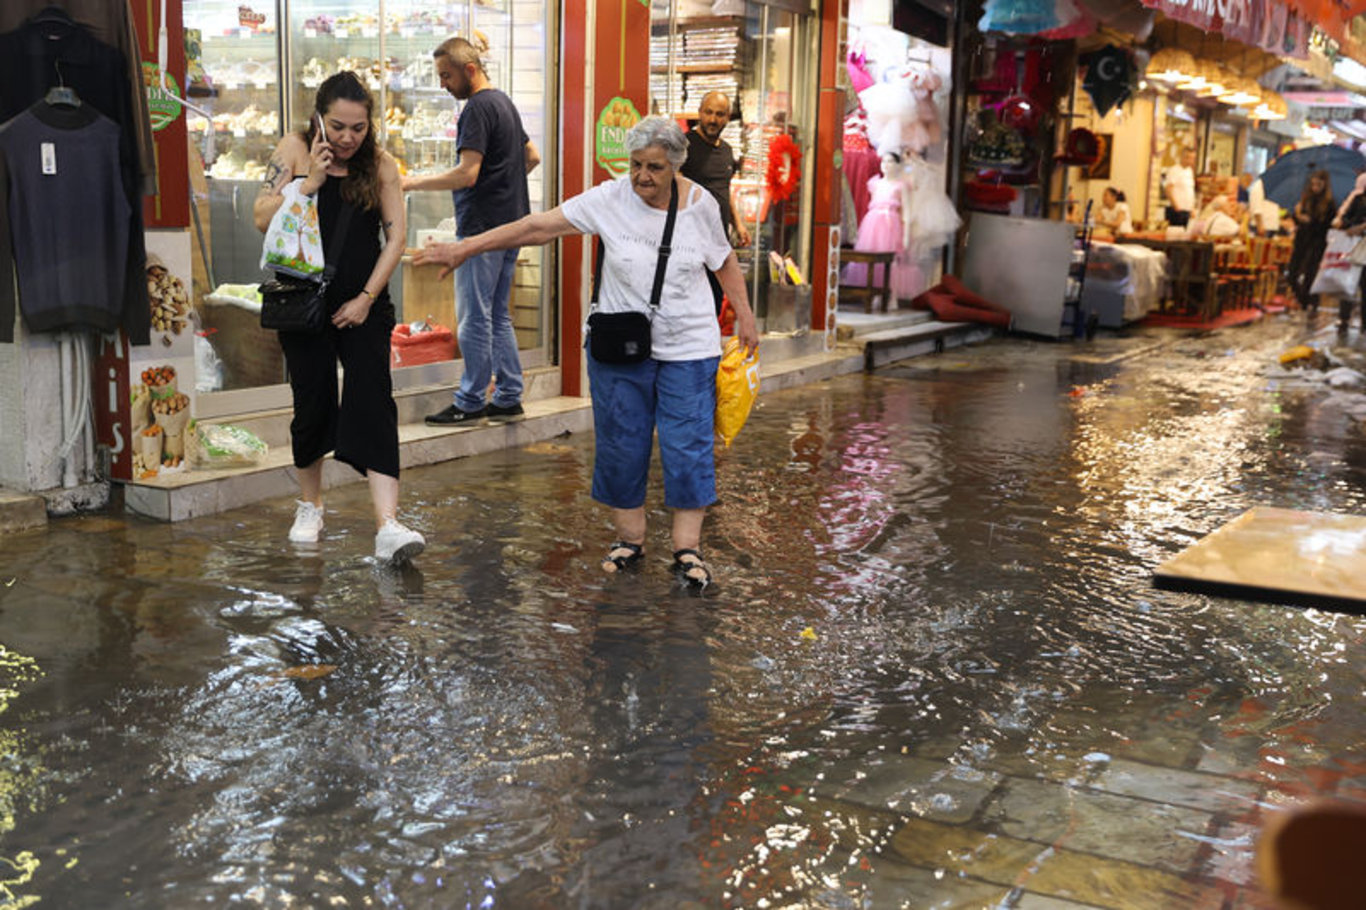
[766,134,802,204]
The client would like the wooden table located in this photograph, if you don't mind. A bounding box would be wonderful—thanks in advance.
[1119,237,1219,319]
[839,250,895,313]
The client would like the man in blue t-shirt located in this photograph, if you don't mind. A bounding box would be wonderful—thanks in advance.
[404,36,541,425]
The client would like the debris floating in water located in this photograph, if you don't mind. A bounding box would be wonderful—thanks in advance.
[274,664,337,680]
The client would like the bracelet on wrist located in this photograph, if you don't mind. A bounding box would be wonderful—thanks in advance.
[359,288,375,300]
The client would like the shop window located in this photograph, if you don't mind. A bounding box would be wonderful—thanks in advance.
[184,0,552,399]
[649,0,817,333]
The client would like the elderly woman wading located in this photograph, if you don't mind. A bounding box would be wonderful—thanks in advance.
[414,116,759,590]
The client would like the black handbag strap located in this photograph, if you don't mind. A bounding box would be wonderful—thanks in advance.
[590,178,679,313]
[648,179,680,312]
[318,198,354,286]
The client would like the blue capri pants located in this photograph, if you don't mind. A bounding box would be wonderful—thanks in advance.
[586,351,721,510]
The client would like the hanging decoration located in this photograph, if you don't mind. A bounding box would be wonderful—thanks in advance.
[766,134,803,204]
[1079,44,1133,117]
[978,0,1089,36]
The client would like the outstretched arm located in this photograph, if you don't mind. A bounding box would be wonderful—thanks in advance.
[402,149,483,192]
[411,208,579,278]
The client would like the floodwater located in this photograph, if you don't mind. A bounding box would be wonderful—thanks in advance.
[2,316,1365,908]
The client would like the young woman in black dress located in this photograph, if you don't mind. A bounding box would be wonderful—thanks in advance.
[254,71,424,565]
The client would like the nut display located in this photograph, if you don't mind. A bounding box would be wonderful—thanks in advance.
[147,264,190,336]
[151,392,190,416]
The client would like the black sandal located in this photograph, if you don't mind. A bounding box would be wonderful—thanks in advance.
[671,548,712,589]
[602,541,644,574]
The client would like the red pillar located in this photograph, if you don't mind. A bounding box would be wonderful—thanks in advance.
[559,0,651,396]
[810,0,845,339]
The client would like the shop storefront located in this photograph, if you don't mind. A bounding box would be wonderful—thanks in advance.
[5,0,839,505]
[182,0,555,410]
[648,0,821,334]
[838,0,956,307]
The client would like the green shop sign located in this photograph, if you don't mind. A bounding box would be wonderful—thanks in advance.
[142,62,183,132]
[594,97,641,177]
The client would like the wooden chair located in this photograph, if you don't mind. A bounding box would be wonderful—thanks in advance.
[1213,244,1256,312]
[1246,236,1283,307]
[839,250,896,313]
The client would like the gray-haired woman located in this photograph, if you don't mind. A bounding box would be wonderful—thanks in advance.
[414,116,759,590]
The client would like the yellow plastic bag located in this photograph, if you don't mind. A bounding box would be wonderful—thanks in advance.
[715,337,760,447]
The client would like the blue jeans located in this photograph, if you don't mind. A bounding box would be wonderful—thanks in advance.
[454,246,523,412]
[586,351,720,510]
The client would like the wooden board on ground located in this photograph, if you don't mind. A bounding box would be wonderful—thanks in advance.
[1154,507,1366,613]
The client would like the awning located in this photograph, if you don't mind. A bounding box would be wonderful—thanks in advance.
[1281,90,1366,107]
[1328,119,1366,140]
[1136,0,1312,57]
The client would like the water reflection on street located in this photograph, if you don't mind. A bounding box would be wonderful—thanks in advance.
[2,317,1365,907]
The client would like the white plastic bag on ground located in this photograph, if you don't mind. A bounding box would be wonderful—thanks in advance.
[189,423,268,468]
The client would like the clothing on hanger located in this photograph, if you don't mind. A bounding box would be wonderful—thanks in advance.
[0,8,151,343]
[0,1,155,195]
[0,99,144,342]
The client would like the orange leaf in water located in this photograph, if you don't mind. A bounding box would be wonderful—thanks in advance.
[278,664,338,680]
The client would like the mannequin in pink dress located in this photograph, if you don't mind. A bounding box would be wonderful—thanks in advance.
[843,154,924,302]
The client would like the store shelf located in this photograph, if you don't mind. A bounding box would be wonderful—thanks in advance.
[650,63,736,74]
[651,14,744,33]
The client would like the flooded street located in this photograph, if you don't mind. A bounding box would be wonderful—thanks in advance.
[2,315,1366,908]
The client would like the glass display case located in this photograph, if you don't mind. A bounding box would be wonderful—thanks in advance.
[184,0,552,392]
[650,1,816,330]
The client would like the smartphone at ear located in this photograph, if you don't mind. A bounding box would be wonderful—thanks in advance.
[314,112,327,144]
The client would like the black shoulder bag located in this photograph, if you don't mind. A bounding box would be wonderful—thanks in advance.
[259,200,355,334]
[586,179,679,363]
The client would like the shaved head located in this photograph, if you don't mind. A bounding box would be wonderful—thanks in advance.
[696,91,733,144]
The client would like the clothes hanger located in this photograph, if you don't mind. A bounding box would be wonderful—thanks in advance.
[30,4,76,37]
[44,60,80,108]
[30,5,75,26]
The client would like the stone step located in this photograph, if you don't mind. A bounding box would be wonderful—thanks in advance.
[835,308,933,339]
[122,335,859,522]
[0,487,47,533]
[861,320,998,370]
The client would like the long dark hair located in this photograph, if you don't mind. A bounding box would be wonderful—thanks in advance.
[306,71,381,211]
[1301,169,1334,222]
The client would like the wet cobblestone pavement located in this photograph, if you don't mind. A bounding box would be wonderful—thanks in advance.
[2,314,1366,908]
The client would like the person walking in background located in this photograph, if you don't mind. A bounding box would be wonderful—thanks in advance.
[680,91,750,314]
[254,71,425,565]
[1164,147,1197,228]
[1287,169,1335,313]
[403,36,541,426]
[412,117,759,591]
[1332,172,1366,332]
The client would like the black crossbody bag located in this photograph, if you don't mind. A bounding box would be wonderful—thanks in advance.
[586,179,679,363]
[259,201,355,334]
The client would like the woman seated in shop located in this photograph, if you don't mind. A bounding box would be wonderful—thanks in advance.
[1094,186,1133,238]
[1192,195,1244,239]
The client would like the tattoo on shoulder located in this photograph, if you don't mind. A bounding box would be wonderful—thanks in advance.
[262,158,290,192]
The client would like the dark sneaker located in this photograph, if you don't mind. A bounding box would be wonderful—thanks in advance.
[486,402,524,422]
[425,404,486,426]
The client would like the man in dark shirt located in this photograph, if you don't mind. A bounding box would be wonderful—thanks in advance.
[681,91,749,247]
[404,37,541,425]
[680,91,749,314]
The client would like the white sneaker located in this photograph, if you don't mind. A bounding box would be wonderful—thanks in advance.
[375,519,425,566]
[288,500,324,543]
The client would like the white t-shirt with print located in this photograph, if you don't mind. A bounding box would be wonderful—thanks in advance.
[562,176,732,362]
